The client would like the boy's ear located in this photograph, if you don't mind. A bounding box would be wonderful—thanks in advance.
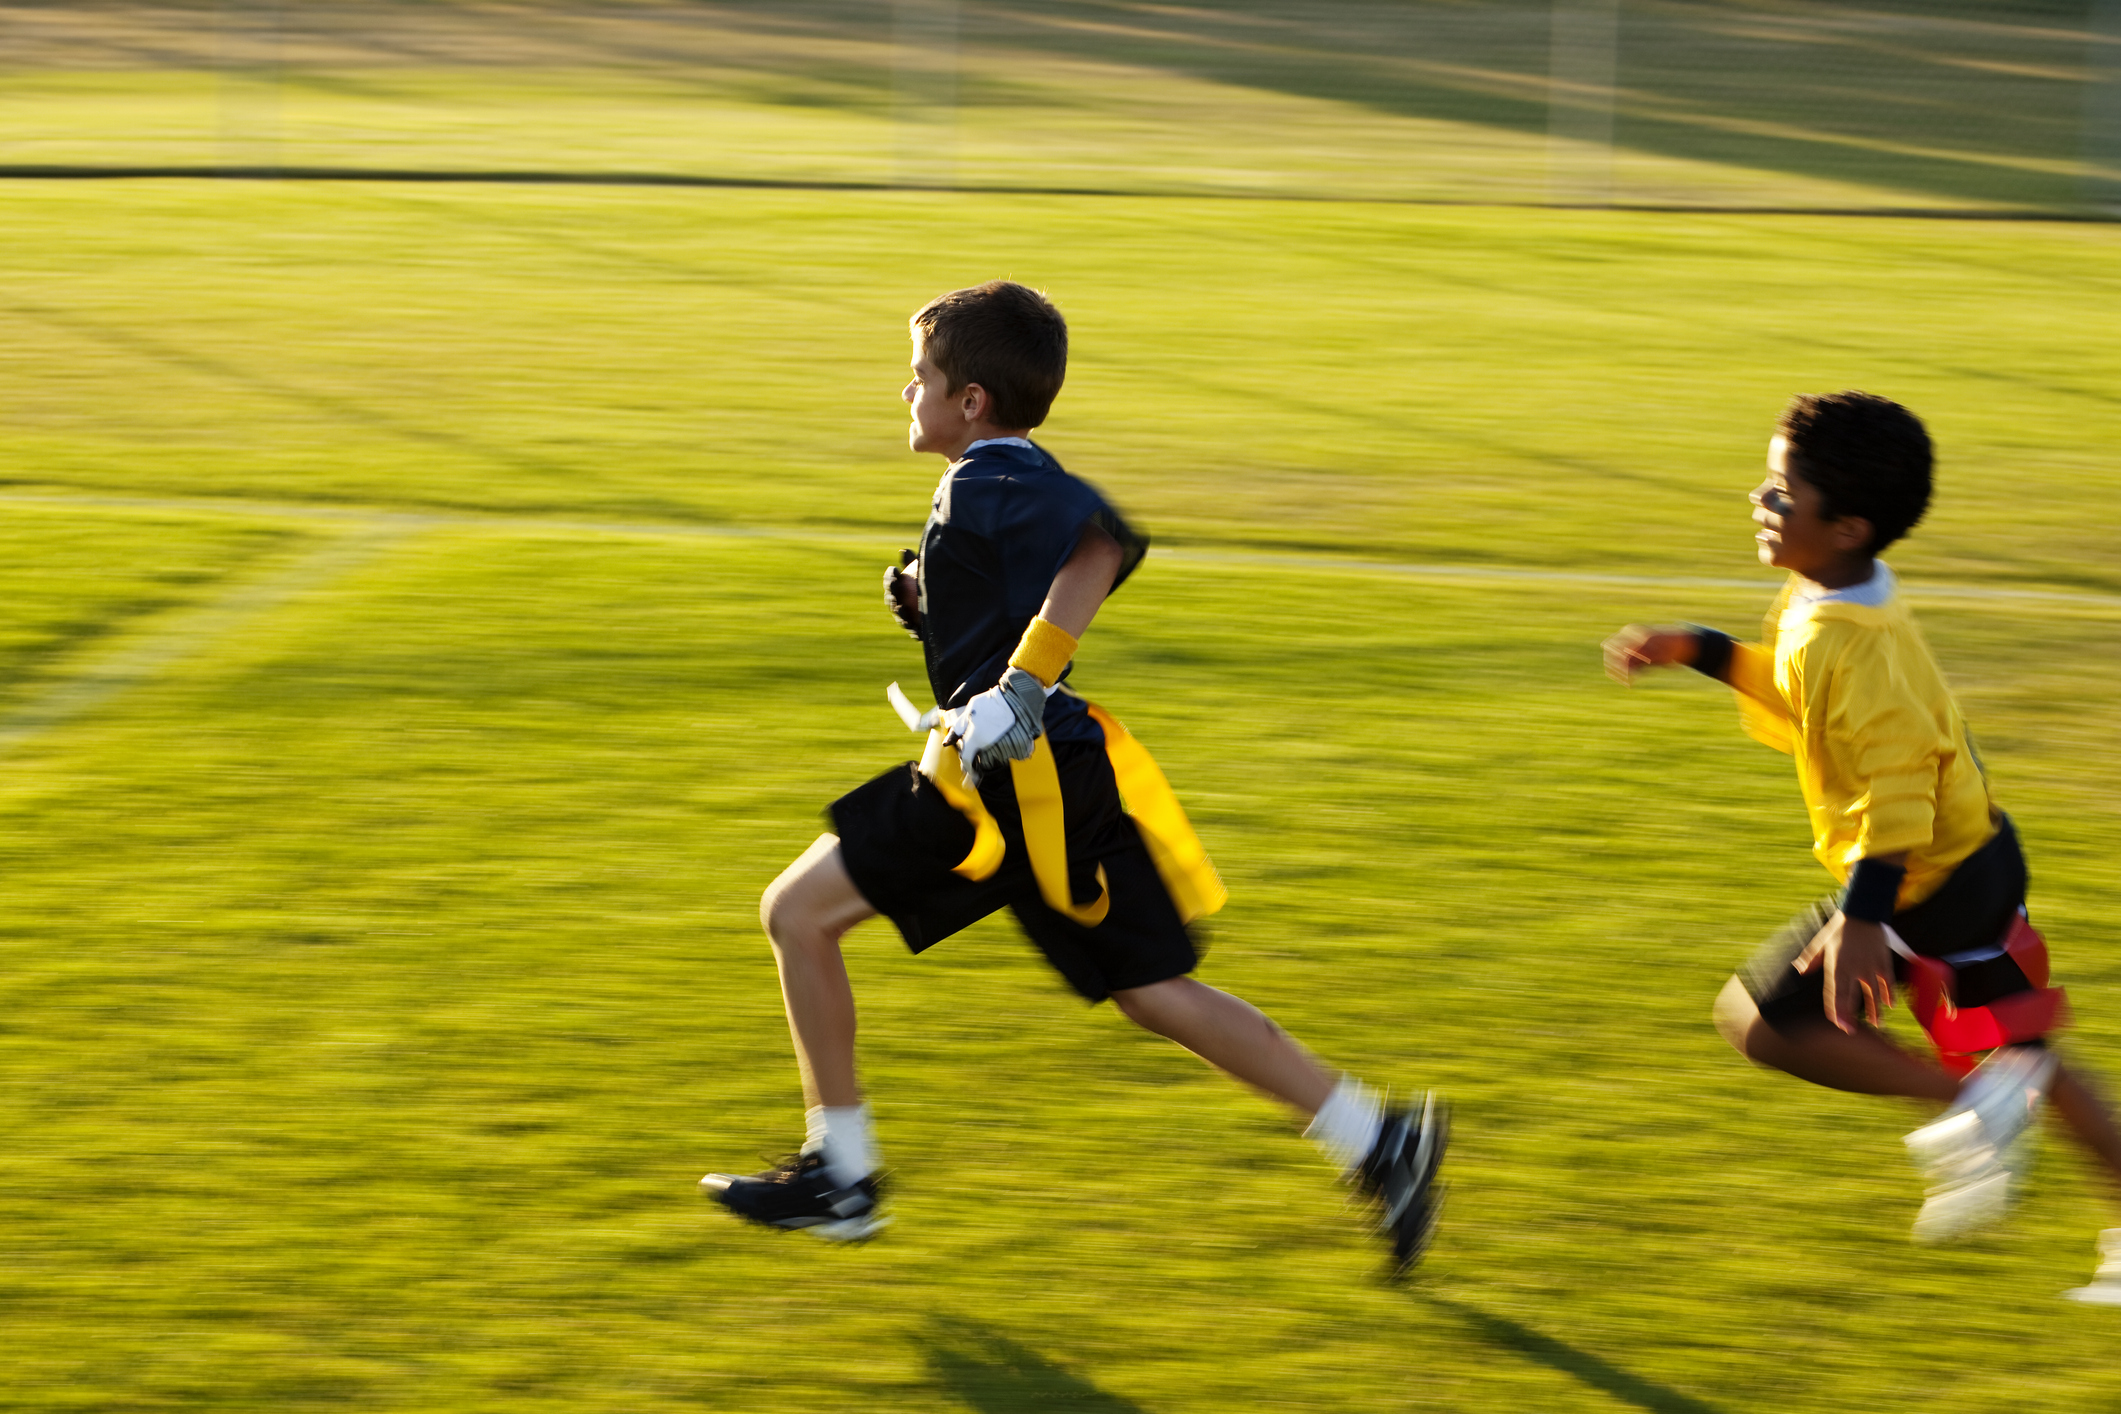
[1829,514,1876,555]
[958,381,990,423]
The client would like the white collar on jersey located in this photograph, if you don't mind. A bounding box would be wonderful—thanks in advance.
[1793,560,1897,608]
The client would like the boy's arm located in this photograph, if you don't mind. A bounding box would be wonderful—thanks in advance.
[1605,622,1795,752]
[1794,849,1910,1033]
[1035,522,1125,639]
[1717,638,1778,705]
[1714,635,1796,752]
[1603,625,1700,682]
[1605,623,1775,695]
[945,522,1124,782]
[1604,623,1771,697]
[883,548,922,638]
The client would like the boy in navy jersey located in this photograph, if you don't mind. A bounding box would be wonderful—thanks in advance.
[703,281,1446,1274]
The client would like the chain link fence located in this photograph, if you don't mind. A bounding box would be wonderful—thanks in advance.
[3,1,2117,214]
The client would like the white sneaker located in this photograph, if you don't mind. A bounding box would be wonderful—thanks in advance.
[2064,1229,2121,1305]
[1903,1045,2057,1244]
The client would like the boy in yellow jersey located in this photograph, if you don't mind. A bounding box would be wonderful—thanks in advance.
[701,281,1445,1275]
[1606,391,2121,1301]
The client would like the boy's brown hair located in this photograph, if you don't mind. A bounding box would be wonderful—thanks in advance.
[910,280,1068,431]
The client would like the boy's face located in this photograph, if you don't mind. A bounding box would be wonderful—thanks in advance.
[1751,435,1869,580]
[903,339,982,458]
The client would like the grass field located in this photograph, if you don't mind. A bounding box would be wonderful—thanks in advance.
[5,0,2116,212]
[4,24,2121,1409]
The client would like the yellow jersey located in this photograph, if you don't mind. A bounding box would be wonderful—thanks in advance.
[1724,568,1998,910]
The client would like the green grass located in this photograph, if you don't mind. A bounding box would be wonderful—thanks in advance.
[6,181,2118,586]
[0,510,297,708]
[2,172,2120,1408]
[3,0,2114,212]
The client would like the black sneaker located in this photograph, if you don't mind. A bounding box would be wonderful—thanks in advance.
[700,1151,889,1241]
[1358,1092,1448,1278]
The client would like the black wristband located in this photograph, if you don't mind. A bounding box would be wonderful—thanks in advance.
[1842,857,1907,923]
[1683,625,1734,682]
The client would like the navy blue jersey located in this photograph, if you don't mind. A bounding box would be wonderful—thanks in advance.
[916,440,1147,745]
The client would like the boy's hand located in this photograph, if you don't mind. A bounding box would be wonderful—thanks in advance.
[1602,625,1699,684]
[1796,911,1897,1033]
[883,550,923,639]
[947,667,1047,787]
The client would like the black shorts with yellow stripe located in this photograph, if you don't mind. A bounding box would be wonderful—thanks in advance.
[829,737,1198,1003]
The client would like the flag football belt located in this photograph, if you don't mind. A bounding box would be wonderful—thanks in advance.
[1886,910,2068,1075]
[915,699,1227,929]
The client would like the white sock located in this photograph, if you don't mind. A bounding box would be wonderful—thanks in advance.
[1305,1075,1384,1177]
[804,1104,875,1189]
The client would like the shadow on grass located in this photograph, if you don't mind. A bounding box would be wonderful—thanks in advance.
[917,1317,1146,1413]
[1431,1296,1726,1414]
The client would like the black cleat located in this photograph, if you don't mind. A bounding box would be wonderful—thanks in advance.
[700,1151,889,1241]
[1358,1092,1448,1278]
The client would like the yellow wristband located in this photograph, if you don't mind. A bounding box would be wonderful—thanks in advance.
[1008,616,1079,688]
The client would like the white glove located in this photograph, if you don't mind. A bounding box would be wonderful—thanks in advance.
[947,667,1048,787]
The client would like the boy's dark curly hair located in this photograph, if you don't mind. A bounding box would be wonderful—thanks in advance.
[911,280,1068,431]
[1778,391,1933,555]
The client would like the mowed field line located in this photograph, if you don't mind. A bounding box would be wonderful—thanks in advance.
[0,518,432,753]
[5,484,2118,750]
[10,488,2121,610]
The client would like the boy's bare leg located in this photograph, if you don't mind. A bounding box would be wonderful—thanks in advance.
[2051,1065,2121,1186]
[1719,976,2121,1187]
[759,833,876,1111]
[1112,974,1445,1273]
[1712,975,1959,1102]
[2052,1067,2121,1303]
[704,834,885,1234]
[1111,976,1337,1115]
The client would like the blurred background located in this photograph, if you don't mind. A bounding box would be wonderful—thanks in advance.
[6,0,2120,211]
[4,5,2121,1411]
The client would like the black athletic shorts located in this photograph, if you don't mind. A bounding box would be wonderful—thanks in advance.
[1740,815,2033,1035]
[829,738,1198,1002]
